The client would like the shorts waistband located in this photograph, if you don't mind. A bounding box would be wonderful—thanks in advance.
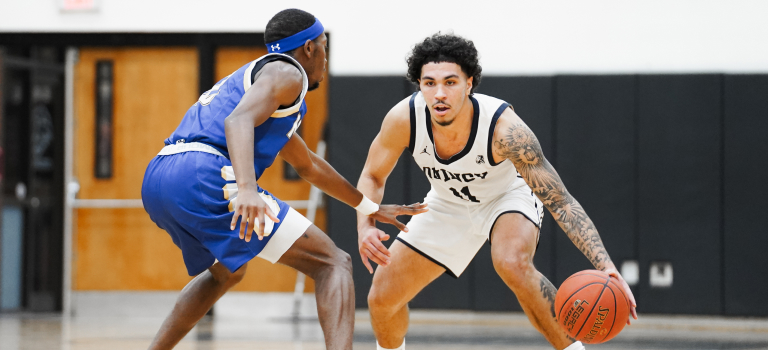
[158,142,225,158]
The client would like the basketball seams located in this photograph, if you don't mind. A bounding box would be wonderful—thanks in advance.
[557,282,605,324]
[573,279,609,341]
[601,286,618,343]
[608,278,630,308]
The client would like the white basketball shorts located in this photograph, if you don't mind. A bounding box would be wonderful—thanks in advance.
[396,185,545,278]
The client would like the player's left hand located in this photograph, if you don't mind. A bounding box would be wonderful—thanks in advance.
[603,266,638,325]
[370,202,429,232]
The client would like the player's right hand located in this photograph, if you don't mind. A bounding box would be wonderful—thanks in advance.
[358,226,391,274]
[230,188,280,242]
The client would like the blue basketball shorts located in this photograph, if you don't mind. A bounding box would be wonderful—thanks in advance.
[141,151,311,276]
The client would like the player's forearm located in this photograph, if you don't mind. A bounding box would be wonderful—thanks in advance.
[546,193,614,271]
[298,154,364,208]
[496,120,613,270]
[356,172,385,230]
[224,116,258,190]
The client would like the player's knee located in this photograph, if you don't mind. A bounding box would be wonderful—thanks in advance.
[230,264,247,284]
[311,248,352,281]
[367,286,392,314]
[323,248,351,272]
[493,252,534,286]
[210,262,247,287]
[334,249,352,271]
[218,263,247,288]
[368,282,404,315]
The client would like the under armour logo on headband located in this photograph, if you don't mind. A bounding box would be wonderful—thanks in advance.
[265,18,325,54]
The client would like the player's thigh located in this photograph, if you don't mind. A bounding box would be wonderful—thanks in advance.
[369,240,445,307]
[489,212,539,265]
[276,225,349,277]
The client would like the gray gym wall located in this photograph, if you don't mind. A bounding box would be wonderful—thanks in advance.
[327,74,768,317]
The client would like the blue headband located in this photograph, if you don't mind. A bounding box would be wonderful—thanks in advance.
[266,18,325,53]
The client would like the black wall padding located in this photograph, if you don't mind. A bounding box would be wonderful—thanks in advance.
[327,76,412,307]
[553,76,637,289]
[470,77,555,311]
[636,75,722,314]
[327,74,768,316]
[723,75,768,316]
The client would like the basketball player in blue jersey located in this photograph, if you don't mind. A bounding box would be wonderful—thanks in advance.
[356,34,637,350]
[141,9,427,350]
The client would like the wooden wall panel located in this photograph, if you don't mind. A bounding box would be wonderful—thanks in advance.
[74,47,330,292]
[74,48,198,290]
[75,209,188,290]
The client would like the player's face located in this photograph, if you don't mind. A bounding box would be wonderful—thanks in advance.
[307,34,328,91]
[418,62,473,126]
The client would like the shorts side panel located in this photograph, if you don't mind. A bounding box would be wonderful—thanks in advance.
[481,186,545,239]
[396,197,487,277]
[257,207,312,263]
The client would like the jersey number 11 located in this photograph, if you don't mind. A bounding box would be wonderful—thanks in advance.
[450,186,479,203]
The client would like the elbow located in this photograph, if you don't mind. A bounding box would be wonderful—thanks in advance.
[360,172,385,189]
[293,163,315,181]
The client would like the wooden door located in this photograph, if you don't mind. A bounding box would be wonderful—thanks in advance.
[73,48,197,290]
[73,47,328,292]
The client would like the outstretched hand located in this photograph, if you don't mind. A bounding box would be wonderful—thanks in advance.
[370,202,429,232]
[604,267,638,325]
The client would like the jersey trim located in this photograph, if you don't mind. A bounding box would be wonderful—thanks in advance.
[487,103,511,166]
[408,92,418,155]
[242,53,308,119]
[396,237,458,279]
[487,210,541,249]
[425,95,480,165]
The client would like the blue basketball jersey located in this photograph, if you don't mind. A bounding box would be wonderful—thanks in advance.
[165,53,308,179]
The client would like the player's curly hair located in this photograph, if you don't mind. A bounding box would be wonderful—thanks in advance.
[264,9,318,54]
[406,33,482,94]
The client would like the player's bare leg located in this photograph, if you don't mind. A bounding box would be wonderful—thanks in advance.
[491,213,574,350]
[148,261,247,350]
[367,240,445,349]
[277,225,355,350]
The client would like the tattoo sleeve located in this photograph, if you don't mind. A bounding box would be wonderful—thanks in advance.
[495,123,612,270]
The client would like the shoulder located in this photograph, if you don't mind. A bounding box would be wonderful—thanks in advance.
[491,107,536,160]
[251,59,303,103]
[494,106,526,135]
[471,93,513,118]
[375,96,412,150]
[382,96,412,128]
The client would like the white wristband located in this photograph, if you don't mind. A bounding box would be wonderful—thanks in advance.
[354,195,379,216]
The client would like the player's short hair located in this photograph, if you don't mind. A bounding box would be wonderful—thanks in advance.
[265,9,319,55]
[406,33,482,94]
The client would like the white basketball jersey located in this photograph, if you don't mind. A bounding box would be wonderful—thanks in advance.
[409,92,530,205]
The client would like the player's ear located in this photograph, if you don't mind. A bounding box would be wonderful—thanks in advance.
[466,76,473,95]
[302,39,313,58]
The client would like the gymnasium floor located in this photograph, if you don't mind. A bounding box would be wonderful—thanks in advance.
[2,292,768,350]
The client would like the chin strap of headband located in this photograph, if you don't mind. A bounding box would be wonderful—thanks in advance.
[266,18,324,54]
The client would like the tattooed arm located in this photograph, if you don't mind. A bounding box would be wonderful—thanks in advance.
[492,108,610,268]
[492,107,637,321]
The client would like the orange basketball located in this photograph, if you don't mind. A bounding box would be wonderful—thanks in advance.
[554,270,630,344]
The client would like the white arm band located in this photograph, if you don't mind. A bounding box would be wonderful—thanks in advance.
[354,195,379,216]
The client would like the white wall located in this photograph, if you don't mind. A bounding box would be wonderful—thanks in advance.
[1,0,767,75]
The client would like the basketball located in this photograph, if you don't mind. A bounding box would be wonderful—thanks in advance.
[555,270,630,344]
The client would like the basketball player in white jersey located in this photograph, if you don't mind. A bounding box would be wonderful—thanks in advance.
[356,33,638,350]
